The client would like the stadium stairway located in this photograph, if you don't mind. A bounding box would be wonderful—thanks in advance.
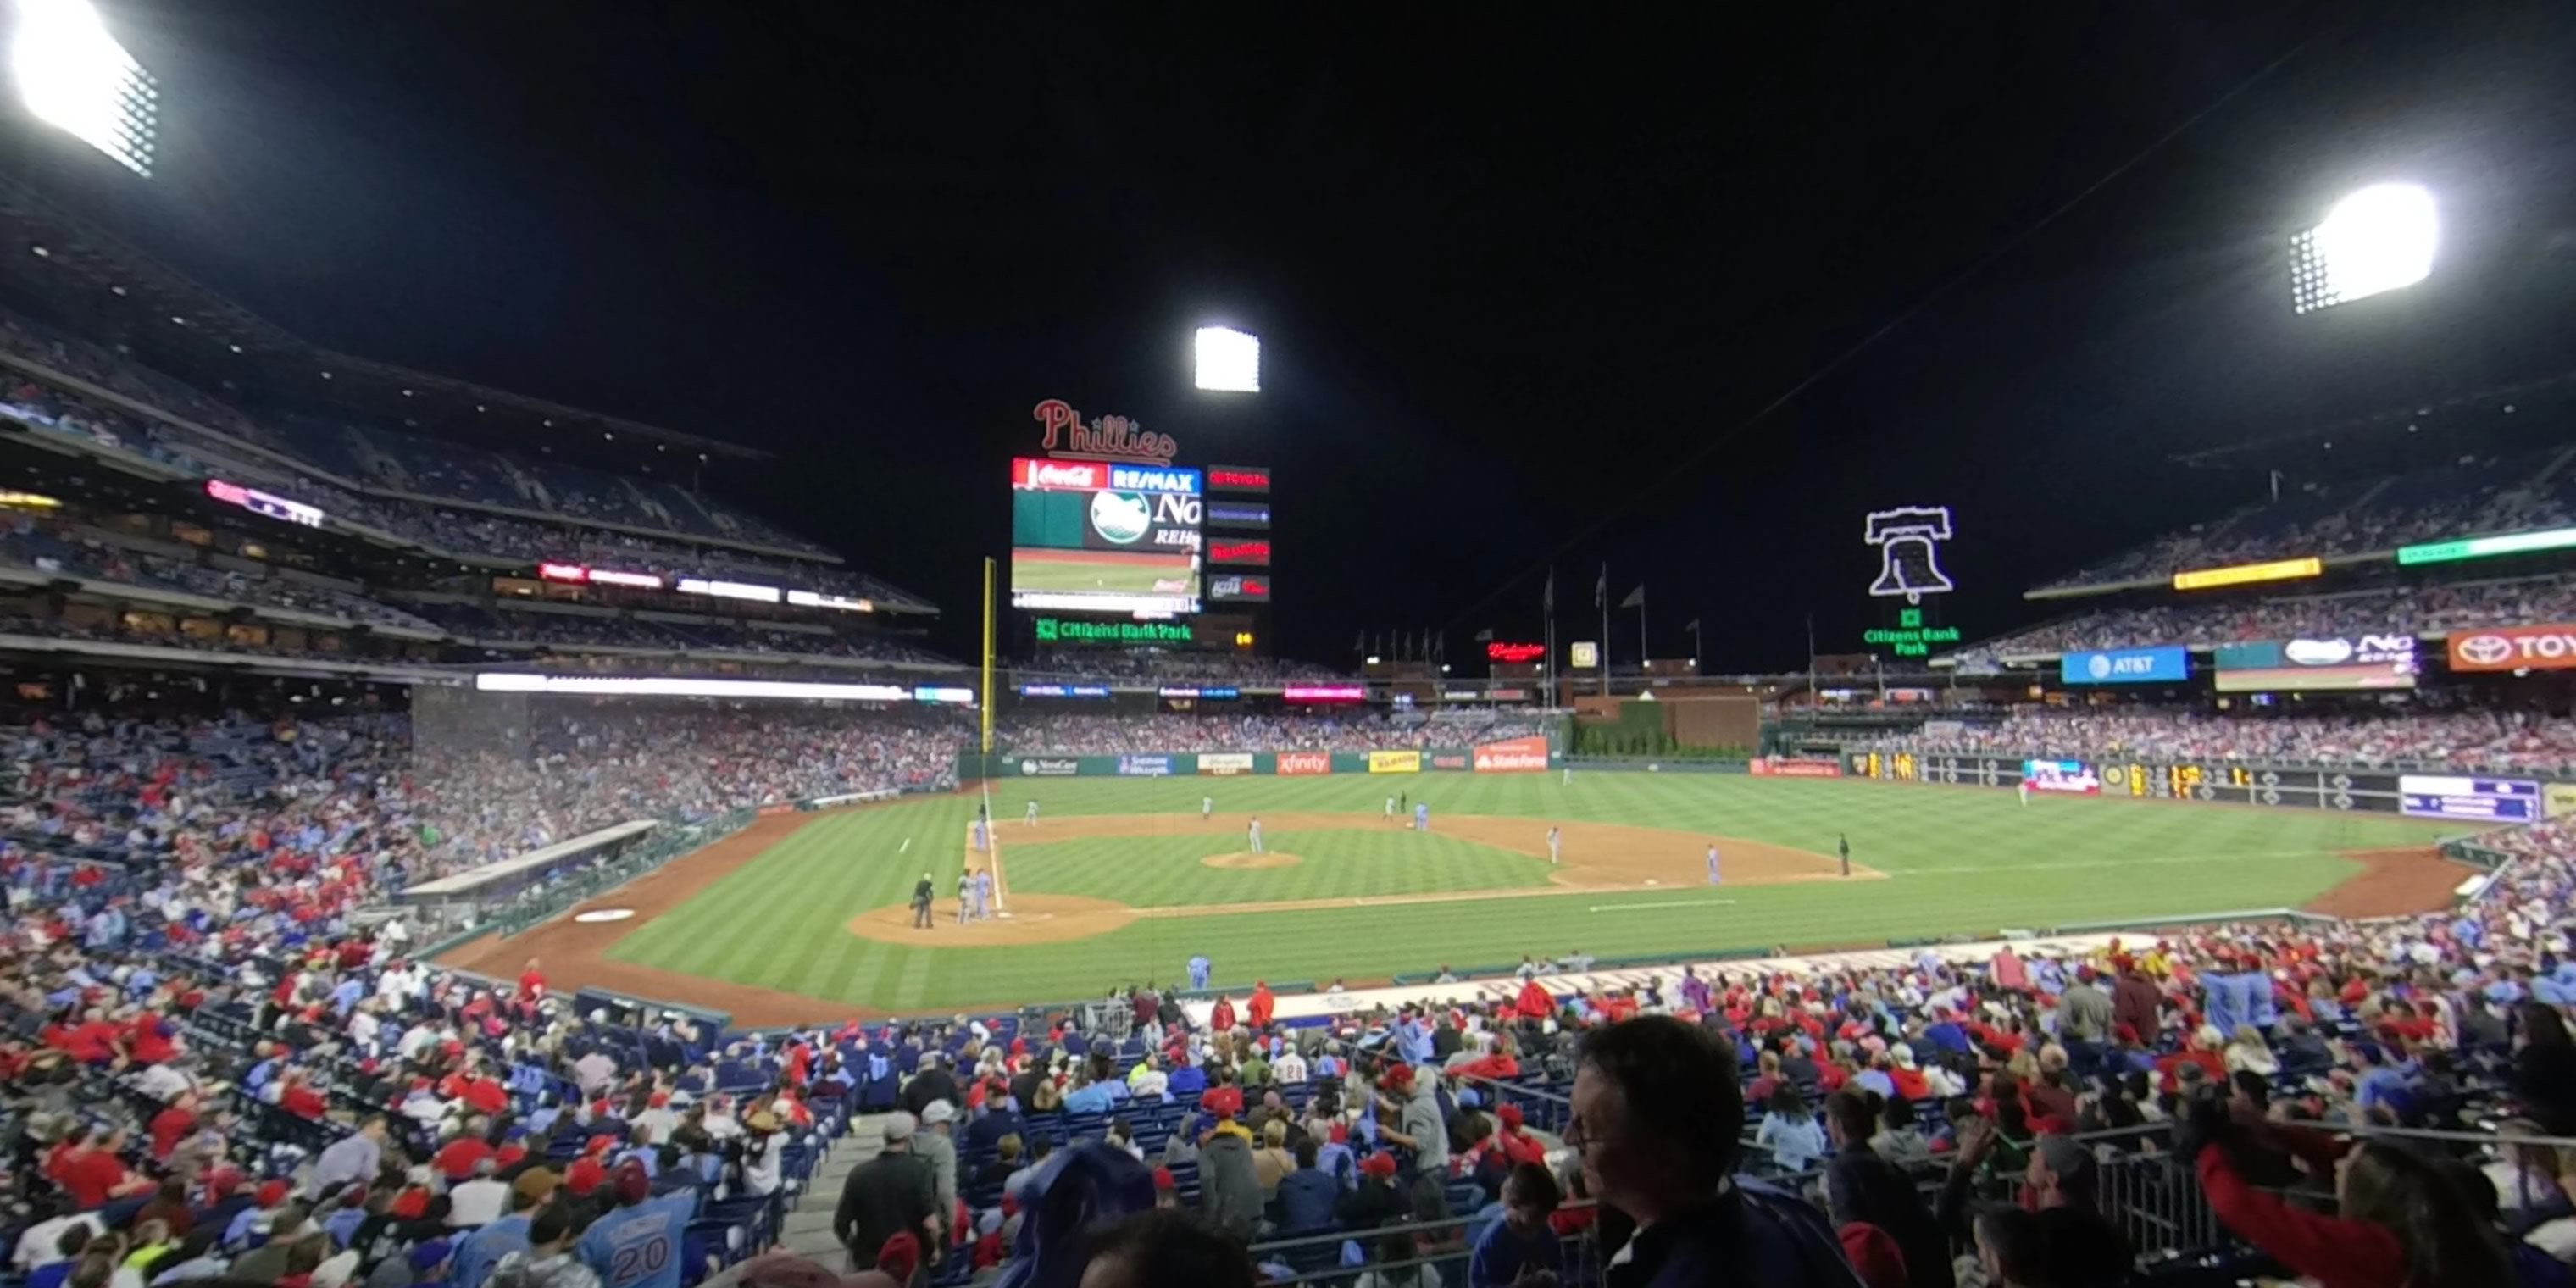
[777,1112,891,1263]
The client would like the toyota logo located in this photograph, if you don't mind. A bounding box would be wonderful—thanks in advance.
[2456,634,2514,666]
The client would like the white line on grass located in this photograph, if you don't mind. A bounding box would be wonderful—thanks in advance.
[900,838,911,854]
[1589,898,1736,913]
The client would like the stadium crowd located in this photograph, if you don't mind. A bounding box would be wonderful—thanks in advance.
[1013,654,1353,686]
[992,712,1551,755]
[1867,704,2576,774]
[0,702,2564,1288]
[2036,449,2575,590]
[1943,576,2576,669]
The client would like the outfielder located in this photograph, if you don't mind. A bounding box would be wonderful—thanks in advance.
[1705,844,1722,887]
[1546,825,1562,865]
[1025,799,1040,826]
[2018,778,2030,807]
[1838,833,1852,878]
[1247,816,1264,855]
[1563,765,1574,786]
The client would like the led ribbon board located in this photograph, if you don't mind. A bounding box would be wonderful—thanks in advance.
[2171,557,2322,591]
[2397,527,2576,566]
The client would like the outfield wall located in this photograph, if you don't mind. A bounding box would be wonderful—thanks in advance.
[1843,748,2485,817]
[956,736,1556,781]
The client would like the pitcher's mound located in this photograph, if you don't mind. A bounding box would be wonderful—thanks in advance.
[846,894,1138,946]
[1202,851,1301,870]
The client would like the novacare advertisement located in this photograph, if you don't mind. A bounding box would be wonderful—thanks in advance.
[1473,736,1551,774]
[1198,752,1255,776]
[1368,750,1422,774]
[1275,752,1331,776]
[1019,758,1080,777]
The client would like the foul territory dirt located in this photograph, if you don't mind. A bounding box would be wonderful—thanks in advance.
[2301,847,2476,919]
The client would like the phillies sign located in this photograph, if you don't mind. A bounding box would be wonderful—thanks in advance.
[2449,624,2576,672]
[1034,398,1177,462]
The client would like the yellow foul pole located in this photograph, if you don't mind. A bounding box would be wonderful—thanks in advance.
[980,556,996,756]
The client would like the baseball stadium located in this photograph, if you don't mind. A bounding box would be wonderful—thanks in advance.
[2,11,2573,1288]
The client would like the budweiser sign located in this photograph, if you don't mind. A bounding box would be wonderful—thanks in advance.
[1473,736,1550,774]
[1750,758,1843,779]
[2448,624,2576,672]
[1034,398,1177,462]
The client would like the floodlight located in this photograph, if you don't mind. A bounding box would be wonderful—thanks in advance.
[12,0,155,177]
[1194,325,1261,391]
[2290,183,2435,314]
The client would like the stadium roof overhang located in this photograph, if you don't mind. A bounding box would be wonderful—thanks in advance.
[0,175,767,464]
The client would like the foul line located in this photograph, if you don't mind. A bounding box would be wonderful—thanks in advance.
[899,837,911,854]
[1589,897,1736,913]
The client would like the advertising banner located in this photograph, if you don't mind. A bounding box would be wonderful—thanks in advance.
[1116,755,1174,777]
[1368,750,1422,774]
[1428,752,1470,771]
[1197,752,1255,776]
[2398,774,2540,823]
[1846,750,2410,813]
[2214,663,2416,692]
[2550,782,2576,819]
[1206,502,1271,529]
[1276,751,1331,776]
[1473,736,1551,774]
[2021,759,2101,795]
[2059,647,2188,685]
[1018,758,1081,777]
[1749,758,1843,778]
[2447,624,2576,672]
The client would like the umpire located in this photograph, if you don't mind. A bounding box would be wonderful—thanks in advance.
[910,872,935,929]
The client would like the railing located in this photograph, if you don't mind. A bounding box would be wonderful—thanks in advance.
[1248,1208,1607,1287]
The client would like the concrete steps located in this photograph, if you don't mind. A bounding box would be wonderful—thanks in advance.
[779,1113,889,1262]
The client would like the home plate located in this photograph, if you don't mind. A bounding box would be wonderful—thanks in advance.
[1588,898,1735,913]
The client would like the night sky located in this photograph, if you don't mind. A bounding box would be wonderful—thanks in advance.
[17,3,2576,669]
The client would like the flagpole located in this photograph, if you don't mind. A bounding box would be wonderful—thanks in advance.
[1599,563,1611,698]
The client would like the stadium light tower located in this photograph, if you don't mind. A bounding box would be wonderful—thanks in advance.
[2290,183,2435,314]
[10,0,155,176]
[1194,325,1260,392]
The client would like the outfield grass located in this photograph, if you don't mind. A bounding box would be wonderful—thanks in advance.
[1003,829,1549,907]
[602,773,2460,1013]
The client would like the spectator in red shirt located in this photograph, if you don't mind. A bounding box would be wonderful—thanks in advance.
[1513,978,1553,1023]
[55,1127,146,1209]
[2188,1102,2512,1288]
[59,1009,120,1065]
[433,1119,496,1181]
[148,1092,199,1162]
[1247,981,1275,1031]
[1208,996,1236,1032]
[277,1071,330,1120]
[127,1010,179,1066]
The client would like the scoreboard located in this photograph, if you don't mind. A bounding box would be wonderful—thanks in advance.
[1846,752,2428,814]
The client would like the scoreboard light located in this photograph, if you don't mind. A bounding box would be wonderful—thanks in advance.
[2171,557,2322,591]
[2290,184,2437,314]
[2397,525,2576,566]
[1194,327,1261,392]
[13,0,156,177]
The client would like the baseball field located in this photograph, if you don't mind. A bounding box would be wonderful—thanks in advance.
[1010,548,1198,595]
[444,773,2469,1024]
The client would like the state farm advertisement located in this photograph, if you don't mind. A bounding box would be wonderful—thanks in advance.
[2449,624,2576,672]
[1750,758,1843,779]
[1474,736,1551,774]
[1275,752,1331,776]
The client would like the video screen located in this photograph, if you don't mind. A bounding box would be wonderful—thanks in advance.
[2022,758,2101,795]
[1008,458,1202,613]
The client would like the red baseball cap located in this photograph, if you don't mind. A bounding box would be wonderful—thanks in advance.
[1497,1105,1524,1130]
[1361,1152,1398,1178]
[1380,1063,1413,1091]
[612,1158,652,1205]
[1152,1167,1174,1192]
[564,1158,607,1196]
[1201,1086,1243,1118]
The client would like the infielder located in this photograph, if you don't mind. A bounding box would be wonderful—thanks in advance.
[956,869,974,924]
[1546,825,1562,865]
[1837,833,1852,878]
[1247,816,1264,855]
[1385,795,1396,821]
[1413,802,1430,833]
[974,868,996,919]
[1202,796,1214,821]
[1705,844,1722,887]
[1024,799,1040,826]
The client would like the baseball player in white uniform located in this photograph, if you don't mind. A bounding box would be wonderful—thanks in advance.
[1546,826,1562,865]
[1202,796,1213,821]
[1025,799,1040,825]
[1247,816,1265,855]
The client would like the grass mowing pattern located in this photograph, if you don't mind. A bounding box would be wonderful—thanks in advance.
[604,774,2457,1012]
[1000,829,1549,907]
